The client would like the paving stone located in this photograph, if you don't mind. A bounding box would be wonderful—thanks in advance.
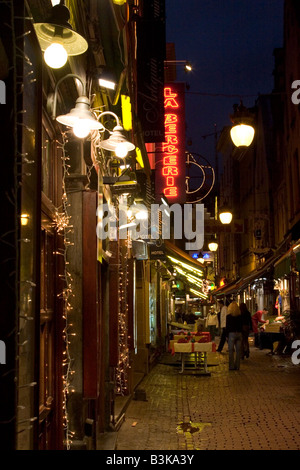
[115,345,300,450]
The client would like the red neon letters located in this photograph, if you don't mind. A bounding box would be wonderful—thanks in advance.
[163,87,180,198]
[155,83,186,203]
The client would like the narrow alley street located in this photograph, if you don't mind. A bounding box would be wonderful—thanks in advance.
[115,344,300,451]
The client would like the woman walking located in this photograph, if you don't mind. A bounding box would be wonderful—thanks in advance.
[226,301,243,370]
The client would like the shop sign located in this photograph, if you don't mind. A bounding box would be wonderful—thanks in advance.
[150,244,166,260]
[155,83,186,204]
[136,1,166,143]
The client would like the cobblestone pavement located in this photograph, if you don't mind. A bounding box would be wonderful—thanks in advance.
[116,344,300,450]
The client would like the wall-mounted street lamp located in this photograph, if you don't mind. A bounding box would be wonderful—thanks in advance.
[230,102,255,148]
[50,74,103,138]
[97,111,135,158]
[34,0,88,69]
[49,74,135,157]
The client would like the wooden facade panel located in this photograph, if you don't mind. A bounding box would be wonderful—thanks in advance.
[83,191,99,398]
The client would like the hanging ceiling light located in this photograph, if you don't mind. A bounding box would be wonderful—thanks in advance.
[50,74,103,138]
[98,111,135,158]
[34,0,88,69]
[230,102,255,148]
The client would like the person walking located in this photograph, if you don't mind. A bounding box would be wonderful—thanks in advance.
[206,307,219,341]
[226,301,243,370]
[239,302,252,359]
[217,300,228,352]
[251,308,269,348]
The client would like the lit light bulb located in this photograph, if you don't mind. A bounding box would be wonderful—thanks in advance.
[230,124,255,147]
[115,142,128,158]
[21,213,30,226]
[73,120,91,138]
[44,43,68,69]
[219,211,233,224]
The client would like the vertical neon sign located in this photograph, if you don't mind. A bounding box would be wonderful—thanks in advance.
[155,82,186,204]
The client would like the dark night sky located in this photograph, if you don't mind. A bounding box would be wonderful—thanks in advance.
[165,0,284,168]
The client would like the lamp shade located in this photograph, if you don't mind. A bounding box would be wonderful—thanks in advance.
[56,96,104,137]
[34,2,88,68]
[208,241,218,252]
[99,125,135,158]
[230,124,255,148]
[219,210,233,225]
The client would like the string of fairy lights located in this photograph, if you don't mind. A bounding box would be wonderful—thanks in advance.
[55,132,76,449]
[115,210,130,395]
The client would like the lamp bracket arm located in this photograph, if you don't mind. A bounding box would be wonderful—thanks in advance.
[97,110,120,128]
[52,73,86,120]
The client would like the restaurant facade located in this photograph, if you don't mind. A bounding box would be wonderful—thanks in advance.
[0,0,176,450]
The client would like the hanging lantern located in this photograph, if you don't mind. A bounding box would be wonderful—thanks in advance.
[219,205,233,224]
[230,124,255,148]
[208,240,218,252]
[230,102,255,148]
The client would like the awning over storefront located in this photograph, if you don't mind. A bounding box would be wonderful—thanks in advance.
[164,240,205,274]
[294,242,300,271]
[274,248,292,279]
[235,255,276,292]
[164,240,208,299]
[215,254,280,298]
[214,280,238,297]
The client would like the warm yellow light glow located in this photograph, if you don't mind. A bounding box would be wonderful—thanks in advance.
[136,147,144,169]
[190,288,207,299]
[99,78,116,90]
[167,256,204,276]
[219,211,233,224]
[121,95,132,131]
[73,120,91,138]
[208,241,218,252]
[230,124,255,147]
[44,43,68,69]
[115,142,128,158]
[113,0,126,4]
[21,213,30,226]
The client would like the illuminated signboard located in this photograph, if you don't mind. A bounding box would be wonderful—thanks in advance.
[155,82,186,204]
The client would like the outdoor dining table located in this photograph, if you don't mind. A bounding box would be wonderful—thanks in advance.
[173,341,216,374]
